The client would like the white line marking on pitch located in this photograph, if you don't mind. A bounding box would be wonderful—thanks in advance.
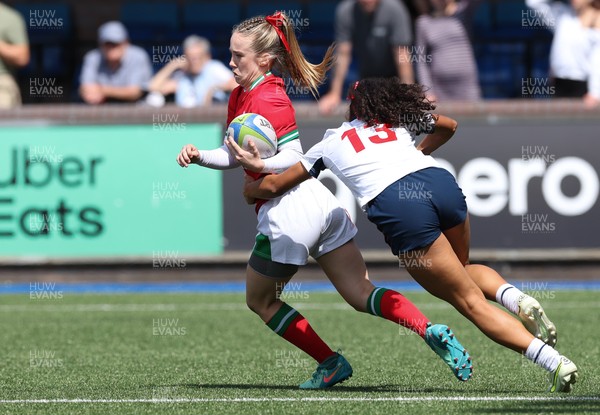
[0,396,599,404]
[0,301,599,313]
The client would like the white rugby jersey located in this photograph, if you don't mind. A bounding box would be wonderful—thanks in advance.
[301,119,440,209]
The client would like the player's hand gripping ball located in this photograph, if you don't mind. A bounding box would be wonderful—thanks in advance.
[227,113,277,158]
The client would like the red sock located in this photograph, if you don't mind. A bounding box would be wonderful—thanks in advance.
[367,287,429,337]
[267,303,335,363]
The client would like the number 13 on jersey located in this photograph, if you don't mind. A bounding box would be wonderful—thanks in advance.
[341,126,398,153]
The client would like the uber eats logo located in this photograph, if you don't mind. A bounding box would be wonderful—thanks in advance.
[0,147,104,238]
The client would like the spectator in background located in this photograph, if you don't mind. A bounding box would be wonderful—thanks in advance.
[0,2,29,109]
[414,0,481,102]
[318,0,414,114]
[526,0,600,107]
[79,21,152,104]
[147,35,237,108]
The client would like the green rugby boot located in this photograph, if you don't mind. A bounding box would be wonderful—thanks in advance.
[425,323,473,381]
[299,352,352,389]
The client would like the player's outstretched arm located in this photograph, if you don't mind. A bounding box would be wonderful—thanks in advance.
[244,162,310,199]
[177,143,241,170]
[416,114,457,155]
[176,144,200,167]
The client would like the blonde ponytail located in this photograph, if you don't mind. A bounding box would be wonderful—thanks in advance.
[233,12,334,98]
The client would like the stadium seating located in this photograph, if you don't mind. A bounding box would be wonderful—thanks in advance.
[10,0,561,102]
[181,1,241,42]
[245,1,303,19]
[120,2,180,42]
[13,3,75,101]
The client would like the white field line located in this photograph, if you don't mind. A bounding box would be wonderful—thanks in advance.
[0,396,599,404]
[0,301,599,313]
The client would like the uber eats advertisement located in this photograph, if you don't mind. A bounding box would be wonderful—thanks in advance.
[0,124,223,258]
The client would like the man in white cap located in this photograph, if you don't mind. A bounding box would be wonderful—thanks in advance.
[79,21,152,104]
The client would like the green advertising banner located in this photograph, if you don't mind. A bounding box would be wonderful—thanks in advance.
[0,124,223,258]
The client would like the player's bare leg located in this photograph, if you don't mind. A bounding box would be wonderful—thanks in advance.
[404,233,577,391]
[314,240,373,313]
[317,239,473,381]
[245,264,351,388]
[444,216,557,346]
[245,265,292,322]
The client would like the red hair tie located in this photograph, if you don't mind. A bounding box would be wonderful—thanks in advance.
[349,81,359,99]
[265,12,291,52]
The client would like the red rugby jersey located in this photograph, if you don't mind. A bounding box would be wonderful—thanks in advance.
[227,71,300,213]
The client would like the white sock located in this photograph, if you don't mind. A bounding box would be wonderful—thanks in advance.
[495,283,523,314]
[525,338,560,372]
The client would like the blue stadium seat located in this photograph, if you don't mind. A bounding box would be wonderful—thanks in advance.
[211,45,232,65]
[495,0,527,28]
[13,4,74,83]
[181,1,242,43]
[477,43,527,98]
[14,3,72,43]
[492,0,532,39]
[472,1,492,34]
[302,1,336,43]
[245,1,303,19]
[42,45,69,77]
[120,2,180,42]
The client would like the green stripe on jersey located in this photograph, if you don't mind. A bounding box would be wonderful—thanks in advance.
[248,71,272,91]
[267,303,299,335]
[252,233,272,260]
[277,129,299,146]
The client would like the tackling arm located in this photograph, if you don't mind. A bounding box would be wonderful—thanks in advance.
[244,162,311,199]
[415,115,458,155]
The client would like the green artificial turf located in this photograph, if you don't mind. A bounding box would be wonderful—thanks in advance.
[0,290,599,414]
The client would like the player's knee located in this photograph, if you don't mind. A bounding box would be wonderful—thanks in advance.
[245,294,263,315]
[346,284,375,313]
[348,298,367,313]
[246,294,278,320]
[456,289,485,316]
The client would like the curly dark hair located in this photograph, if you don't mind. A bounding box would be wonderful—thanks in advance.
[347,78,436,128]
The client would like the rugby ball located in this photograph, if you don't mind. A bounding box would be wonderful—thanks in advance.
[227,113,277,158]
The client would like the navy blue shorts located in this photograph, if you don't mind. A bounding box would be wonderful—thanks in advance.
[366,167,467,255]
